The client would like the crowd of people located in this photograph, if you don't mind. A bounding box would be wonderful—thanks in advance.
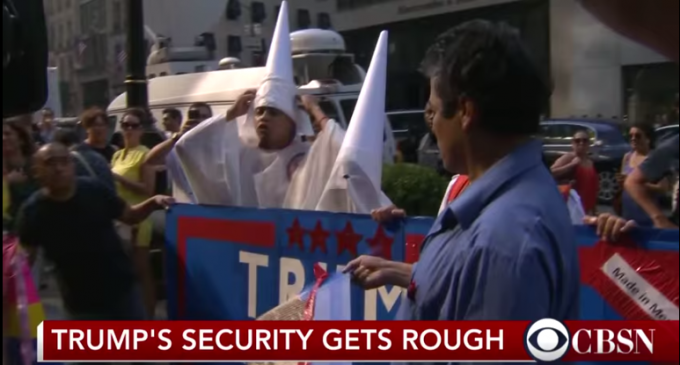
[2,4,679,364]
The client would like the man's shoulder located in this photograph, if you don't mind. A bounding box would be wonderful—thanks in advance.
[474,174,572,249]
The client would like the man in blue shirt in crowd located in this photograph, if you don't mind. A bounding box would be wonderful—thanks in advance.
[346,20,579,325]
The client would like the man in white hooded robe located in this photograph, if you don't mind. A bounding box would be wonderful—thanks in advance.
[175,2,392,214]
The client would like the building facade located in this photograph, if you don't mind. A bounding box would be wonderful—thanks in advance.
[46,0,334,115]
[45,0,128,114]
[46,0,677,122]
[298,0,677,121]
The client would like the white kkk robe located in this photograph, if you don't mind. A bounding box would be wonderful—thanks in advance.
[174,113,346,210]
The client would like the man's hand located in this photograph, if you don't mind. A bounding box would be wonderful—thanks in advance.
[370,205,406,223]
[583,213,636,242]
[299,95,321,114]
[343,255,412,289]
[153,195,175,209]
[652,215,678,230]
[226,89,256,121]
[299,95,328,131]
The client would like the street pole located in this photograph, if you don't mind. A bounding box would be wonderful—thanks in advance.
[125,0,148,112]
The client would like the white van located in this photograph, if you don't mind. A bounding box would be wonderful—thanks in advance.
[107,29,396,162]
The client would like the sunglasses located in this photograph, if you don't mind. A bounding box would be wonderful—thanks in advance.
[573,138,590,144]
[120,122,142,130]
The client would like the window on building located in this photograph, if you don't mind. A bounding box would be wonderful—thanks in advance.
[59,23,65,49]
[317,12,332,29]
[227,36,242,57]
[297,9,311,29]
[67,21,73,42]
[251,2,266,24]
[226,0,241,20]
[113,1,122,33]
[49,25,56,50]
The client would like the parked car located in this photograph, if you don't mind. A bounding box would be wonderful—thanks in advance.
[656,124,679,145]
[386,110,431,164]
[539,119,631,204]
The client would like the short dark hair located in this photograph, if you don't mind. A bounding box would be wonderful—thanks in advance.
[53,128,80,147]
[80,107,108,129]
[188,102,213,117]
[162,108,183,121]
[420,20,551,135]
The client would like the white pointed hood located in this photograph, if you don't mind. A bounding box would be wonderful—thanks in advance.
[337,30,389,190]
[315,31,392,213]
[252,1,313,136]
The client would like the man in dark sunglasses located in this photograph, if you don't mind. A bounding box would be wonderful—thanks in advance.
[143,102,214,203]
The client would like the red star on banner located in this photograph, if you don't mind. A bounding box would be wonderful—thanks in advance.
[335,221,362,257]
[286,218,305,250]
[308,221,330,254]
[367,225,394,260]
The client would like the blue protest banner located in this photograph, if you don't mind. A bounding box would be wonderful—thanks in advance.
[166,204,679,323]
[165,204,408,322]
[165,203,679,365]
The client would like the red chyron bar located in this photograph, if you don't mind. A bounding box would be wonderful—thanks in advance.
[38,320,679,363]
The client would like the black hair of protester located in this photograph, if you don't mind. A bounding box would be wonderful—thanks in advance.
[420,19,552,135]
[163,108,183,121]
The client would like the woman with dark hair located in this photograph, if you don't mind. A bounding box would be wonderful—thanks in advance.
[110,108,157,319]
[619,123,670,226]
[2,121,39,224]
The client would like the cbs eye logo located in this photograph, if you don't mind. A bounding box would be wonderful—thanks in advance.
[524,318,571,362]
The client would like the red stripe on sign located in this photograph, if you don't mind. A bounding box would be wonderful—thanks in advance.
[405,234,426,264]
[176,217,276,318]
[579,237,679,323]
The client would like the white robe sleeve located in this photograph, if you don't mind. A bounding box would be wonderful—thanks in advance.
[174,114,244,206]
[284,120,345,210]
[567,189,587,225]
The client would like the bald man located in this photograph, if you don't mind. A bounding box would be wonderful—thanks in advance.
[17,143,174,320]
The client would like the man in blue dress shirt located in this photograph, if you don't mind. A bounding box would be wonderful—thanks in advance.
[346,20,579,324]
